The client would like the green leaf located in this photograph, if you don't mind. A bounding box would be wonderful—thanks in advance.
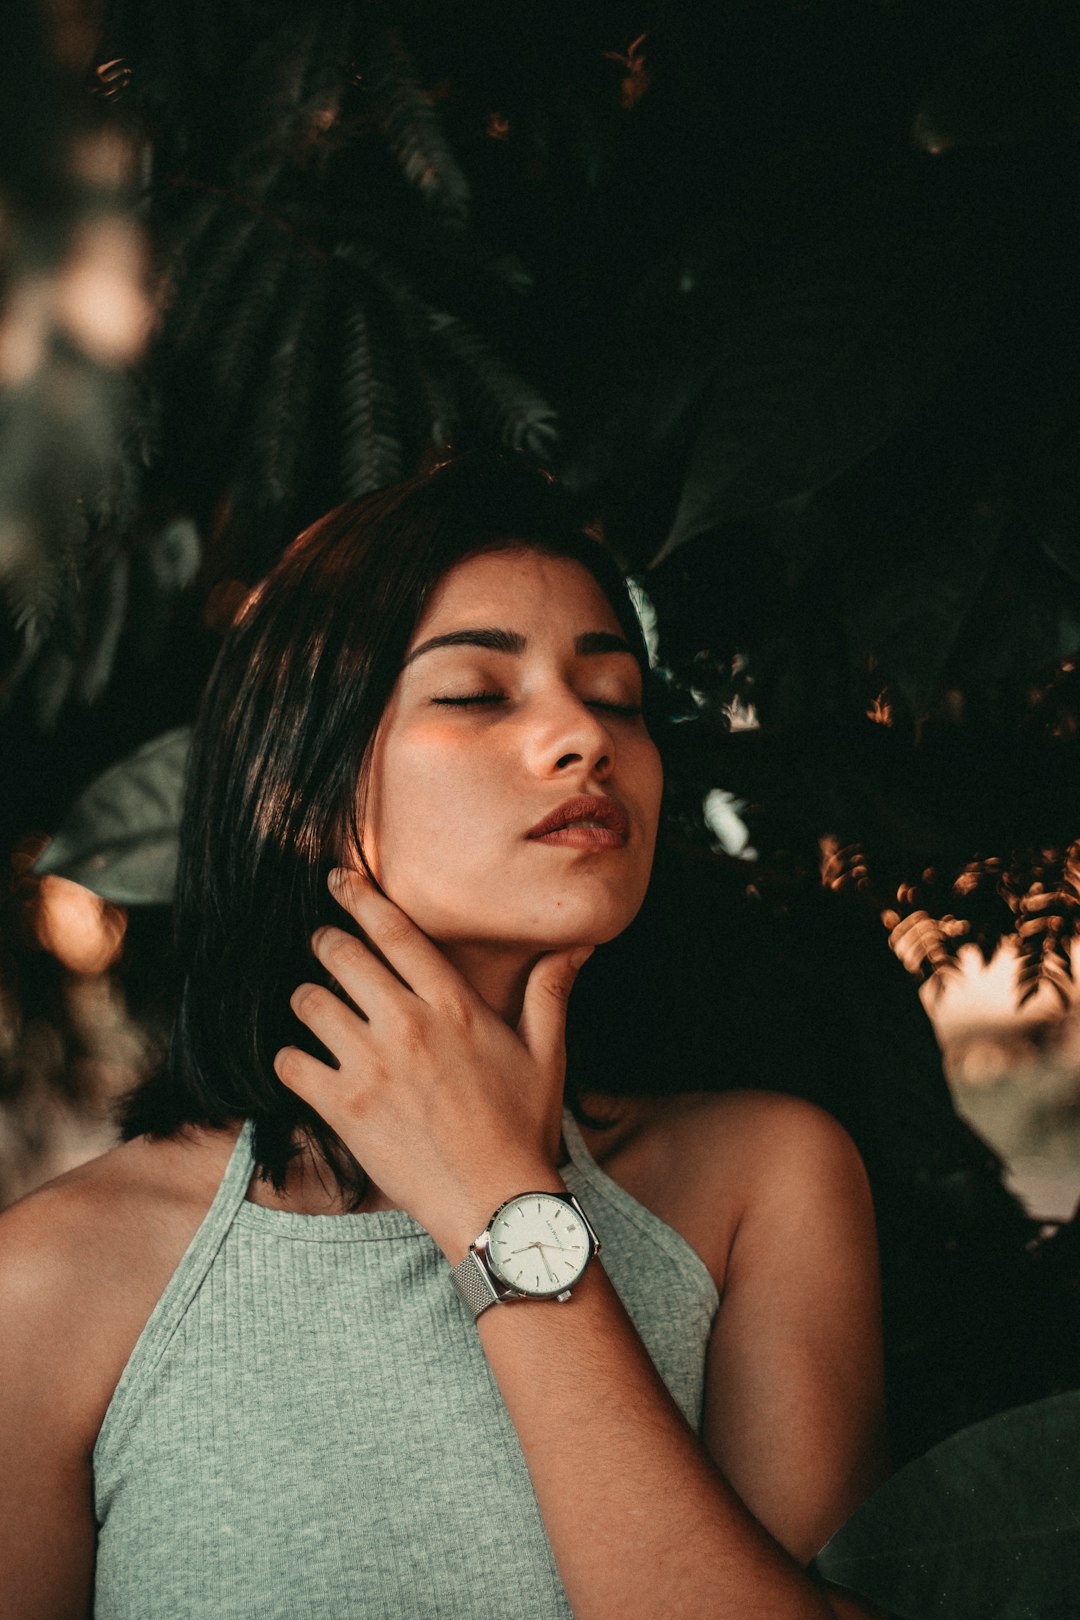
[339,290,404,498]
[838,482,1008,718]
[427,309,558,457]
[31,726,190,905]
[360,24,471,230]
[237,252,327,506]
[1020,425,1080,585]
[815,1391,1080,1618]
[650,160,998,565]
[913,2,1077,153]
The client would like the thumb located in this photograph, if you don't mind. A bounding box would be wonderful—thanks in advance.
[517,946,594,1067]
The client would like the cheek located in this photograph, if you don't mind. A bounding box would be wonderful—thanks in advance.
[364,733,499,880]
[637,739,664,829]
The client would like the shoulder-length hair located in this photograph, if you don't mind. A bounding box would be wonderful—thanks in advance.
[119,450,653,1206]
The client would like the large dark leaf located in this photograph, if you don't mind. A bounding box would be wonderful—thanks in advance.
[31,726,189,904]
[650,157,1003,565]
[1020,424,1080,586]
[837,478,1008,718]
[815,1391,1080,1618]
[913,1,1079,153]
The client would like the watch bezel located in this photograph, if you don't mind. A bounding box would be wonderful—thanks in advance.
[481,1190,595,1299]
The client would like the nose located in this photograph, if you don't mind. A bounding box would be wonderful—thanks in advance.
[525,688,614,780]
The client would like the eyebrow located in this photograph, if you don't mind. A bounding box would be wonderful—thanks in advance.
[403,627,638,665]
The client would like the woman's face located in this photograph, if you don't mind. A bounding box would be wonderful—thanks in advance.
[361,547,663,954]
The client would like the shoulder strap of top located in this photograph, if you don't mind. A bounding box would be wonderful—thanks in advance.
[93,1121,257,1474]
[559,1107,719,1311]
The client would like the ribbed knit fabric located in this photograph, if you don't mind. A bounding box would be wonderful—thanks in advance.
[92,1109,719,1619]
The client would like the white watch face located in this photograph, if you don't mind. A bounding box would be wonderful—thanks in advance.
[486,1194,591,1297]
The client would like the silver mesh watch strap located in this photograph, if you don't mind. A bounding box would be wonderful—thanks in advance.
[450,1250,505,1319]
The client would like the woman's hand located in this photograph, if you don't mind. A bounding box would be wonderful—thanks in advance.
[273,867,591,1254]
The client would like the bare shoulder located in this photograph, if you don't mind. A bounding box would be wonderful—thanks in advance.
[684,1088,864,1175]
[0,1134,230,1620]
[670,1090,870,1230]
[0,1123,235,1281]
[579,1090,868,1293]
[0,1125,239,1449]
[615,1088,862,1197]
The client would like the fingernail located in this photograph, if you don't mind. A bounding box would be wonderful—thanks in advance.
[570,947,594,971]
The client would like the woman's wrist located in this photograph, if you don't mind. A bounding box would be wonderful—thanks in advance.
[428,1164,571,1265]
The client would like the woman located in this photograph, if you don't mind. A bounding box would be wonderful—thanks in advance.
[0,452,885,1618]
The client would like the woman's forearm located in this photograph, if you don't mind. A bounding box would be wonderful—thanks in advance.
[284,878,878,1615]
[466,1243,842,1620]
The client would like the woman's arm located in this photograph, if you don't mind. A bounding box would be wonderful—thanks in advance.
[281,871,886,1620]
[430,1094,884,1620]
[700,1092,886,1563]
[0,1190,98,1620]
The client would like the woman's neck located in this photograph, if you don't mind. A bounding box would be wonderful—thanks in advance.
[436,940,540,1025]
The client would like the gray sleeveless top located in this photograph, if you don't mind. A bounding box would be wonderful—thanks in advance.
[93,1110,719,1619]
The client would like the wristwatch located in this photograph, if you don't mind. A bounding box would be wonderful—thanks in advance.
[450,1189,601,1320]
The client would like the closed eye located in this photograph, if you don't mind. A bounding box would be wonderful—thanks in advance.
[431,691,643,717]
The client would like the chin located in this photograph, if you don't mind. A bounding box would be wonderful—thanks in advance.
[409,872,649,953]
[530,896,643,951]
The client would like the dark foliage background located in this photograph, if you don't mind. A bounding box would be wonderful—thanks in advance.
[3,0,1080,1557]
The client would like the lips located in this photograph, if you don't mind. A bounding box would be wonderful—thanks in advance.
[526,794,630,842]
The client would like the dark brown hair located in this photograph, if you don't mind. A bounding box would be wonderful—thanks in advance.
[119,449,653,1205]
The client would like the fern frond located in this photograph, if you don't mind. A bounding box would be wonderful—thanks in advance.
[426,310,558,457]
[159,204,263,360]
[407,338,459,455]
[210,228,294,434]
[238,251,328,506]
[0,357,109,659]
[358,25,471,229]
[817,836,965,993]
[819,835,875,899]
[74,545,130,705]
[294,4,354,133]
[231,4,352,190]
[335,243,460,455]
[1003,846,1080,1010]
[886,909,965,995]
[339,293,403,498]
[31,646,77,731]
[85,376,153,531]
[0,523,64,655]
[951,855,1011,964]
[158,186,225,269]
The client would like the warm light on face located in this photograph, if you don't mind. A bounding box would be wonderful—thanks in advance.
[358,549,663,955]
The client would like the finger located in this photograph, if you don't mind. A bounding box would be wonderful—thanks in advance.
[273,1043,338,1109]
[328,867,479,1011]
[308,927,406,1023]
[290,981,367,1059]
[517,947,593,1070]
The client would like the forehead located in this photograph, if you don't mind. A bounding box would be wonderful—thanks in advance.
[412,549,623,641]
